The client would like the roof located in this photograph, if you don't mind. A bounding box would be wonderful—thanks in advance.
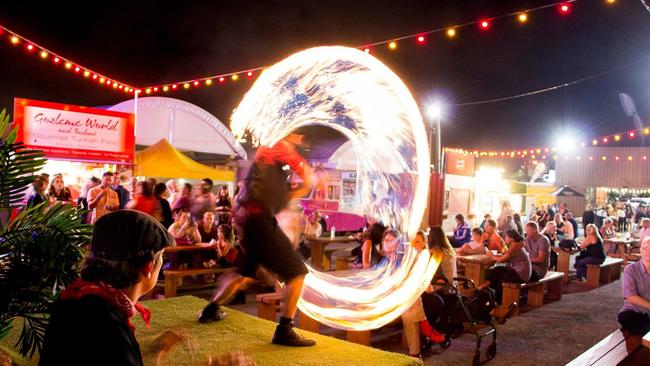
[109,97,246,159]
[135,138,235,181]
[550,186,585,197]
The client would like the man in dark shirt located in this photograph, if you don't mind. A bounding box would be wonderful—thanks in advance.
[582,204,595,233]
[198,135,316,347]
[111,173,131,210]
[39,210,174,366]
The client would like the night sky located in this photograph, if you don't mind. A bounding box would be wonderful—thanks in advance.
[1,0,649,150]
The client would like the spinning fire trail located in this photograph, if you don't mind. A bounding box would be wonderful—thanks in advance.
[231,46,439,330]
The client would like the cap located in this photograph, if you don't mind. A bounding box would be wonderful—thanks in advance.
[91,210,175,261]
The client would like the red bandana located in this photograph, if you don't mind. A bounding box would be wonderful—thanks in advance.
[60,279,151,333]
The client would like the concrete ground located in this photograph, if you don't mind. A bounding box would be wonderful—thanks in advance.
[181,275,623,366]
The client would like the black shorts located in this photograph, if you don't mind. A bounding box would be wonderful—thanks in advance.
[239,211,308,281]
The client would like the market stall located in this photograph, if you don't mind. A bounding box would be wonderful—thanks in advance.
[13,97,135,201]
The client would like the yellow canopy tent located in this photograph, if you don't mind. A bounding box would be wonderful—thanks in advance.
[135,138,235,181]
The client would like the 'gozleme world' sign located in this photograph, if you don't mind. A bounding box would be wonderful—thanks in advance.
[14,98,135,164]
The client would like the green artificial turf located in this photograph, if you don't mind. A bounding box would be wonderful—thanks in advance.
[1,296,420,366]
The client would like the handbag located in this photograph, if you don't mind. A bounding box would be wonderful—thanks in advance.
[558,239,577,252]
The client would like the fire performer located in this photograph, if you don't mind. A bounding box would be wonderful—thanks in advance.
[198,134,316,347]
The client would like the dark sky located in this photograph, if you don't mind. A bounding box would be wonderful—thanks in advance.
[1,0,649,150]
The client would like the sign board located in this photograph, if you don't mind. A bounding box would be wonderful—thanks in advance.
[14,98,135,164]
[445,151,475,177]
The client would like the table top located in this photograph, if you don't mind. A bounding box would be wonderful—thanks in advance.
[604,237,640,245]
[310,236,357,244]
[164,243,216,253]
[456,254,497,265]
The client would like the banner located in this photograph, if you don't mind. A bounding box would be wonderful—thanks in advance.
[14,98,135,163]
[445,151,475,177]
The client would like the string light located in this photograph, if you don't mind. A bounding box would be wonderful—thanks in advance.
[614,135,621,141]
[0,25,133,93]
[592,139,598,146]
[0,1,623,96]
[205,79,213,86]
[559,3,571,14]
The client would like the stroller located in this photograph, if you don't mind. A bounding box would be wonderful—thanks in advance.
[424,276,499,365]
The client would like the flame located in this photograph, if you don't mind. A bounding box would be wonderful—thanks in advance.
[231,46,435,330]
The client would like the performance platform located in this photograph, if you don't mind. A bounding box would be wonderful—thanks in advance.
[1,296,419,366]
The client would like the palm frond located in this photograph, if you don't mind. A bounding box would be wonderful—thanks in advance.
[15,314,48,358]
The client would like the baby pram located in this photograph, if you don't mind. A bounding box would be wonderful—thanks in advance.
[425,276,498,365]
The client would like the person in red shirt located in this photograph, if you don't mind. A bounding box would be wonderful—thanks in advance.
[198,135,316,347]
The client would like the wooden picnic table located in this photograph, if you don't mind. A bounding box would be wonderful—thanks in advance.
[164,242,216,253]
[309,236,356,270]
[553,247,580,284]
[604,237,640,265]
[456,254,496,286]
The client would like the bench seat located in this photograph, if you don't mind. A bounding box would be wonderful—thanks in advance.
[501,271,564,316]
[586,257,623,288]
[163,267,235,298]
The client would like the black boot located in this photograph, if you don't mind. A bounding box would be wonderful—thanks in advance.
[272,317,316,347]
[197,302,226,323]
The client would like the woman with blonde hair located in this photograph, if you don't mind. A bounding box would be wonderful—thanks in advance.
[420,226,457,348]
[575,224,606,281]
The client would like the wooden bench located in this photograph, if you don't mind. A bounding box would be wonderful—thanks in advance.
[322,248,337,271]
[501,271,563,316]
[586,257,623,288]
[255,291,386,346]
[568,329,650,365]
[335,255,356,271]
[163,267,234,298]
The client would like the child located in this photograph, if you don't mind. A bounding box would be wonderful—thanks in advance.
[456,228,488,255]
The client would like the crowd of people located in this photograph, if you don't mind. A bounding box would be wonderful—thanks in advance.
[25,172,240,274]
[30,151,650,364]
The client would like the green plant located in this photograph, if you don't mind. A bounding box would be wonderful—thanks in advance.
[0,108,93,358]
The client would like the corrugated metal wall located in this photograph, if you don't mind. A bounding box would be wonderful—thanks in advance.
[555,147,650,188]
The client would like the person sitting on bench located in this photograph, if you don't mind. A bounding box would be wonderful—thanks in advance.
[524,221,550,282]
[618,236,650,336]
[575,224,606,282]
[480,229,531,307]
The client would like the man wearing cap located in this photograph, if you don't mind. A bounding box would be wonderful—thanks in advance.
[39,210,175,366]
[198,135,316,347]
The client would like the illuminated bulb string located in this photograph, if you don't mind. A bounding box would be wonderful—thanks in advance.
[231,46,436,330]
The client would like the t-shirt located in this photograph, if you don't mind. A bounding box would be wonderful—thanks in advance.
[620,260,650,315]
[87,186,120,223]
[508,246,532,282]
[240,141,308,215]
[481,232,505,252]
[461,240,485,255]
[198,224,219,242]
[39,295,143,366]
[578,238,606,261]
[524,234,551,278]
